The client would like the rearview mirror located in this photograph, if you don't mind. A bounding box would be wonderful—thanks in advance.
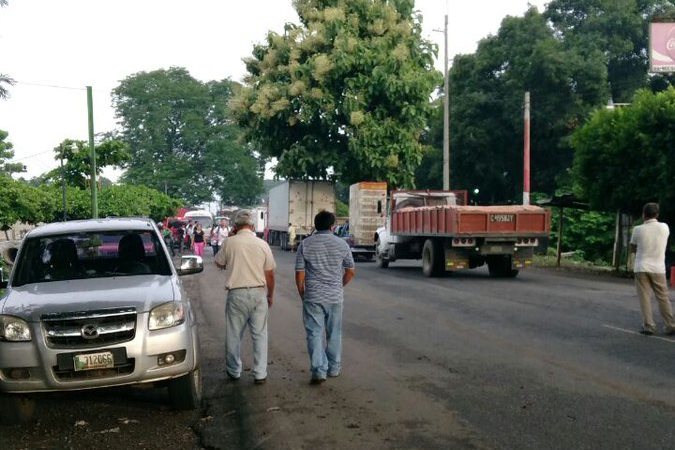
[2,247,18,266]
[177,255,204,275]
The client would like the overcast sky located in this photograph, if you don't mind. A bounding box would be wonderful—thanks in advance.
[0,0,547,181]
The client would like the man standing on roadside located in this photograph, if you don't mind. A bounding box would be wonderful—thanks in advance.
[295,210,355,384]
[629,202,675,336]
[215,209,276,384]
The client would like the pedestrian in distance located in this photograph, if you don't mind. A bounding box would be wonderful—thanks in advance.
[175,223,186,256]
[215,209,276,384]
[191,223,206,257]
[288,222,297,252]
[629,202,675,336]
[295,210,356,385]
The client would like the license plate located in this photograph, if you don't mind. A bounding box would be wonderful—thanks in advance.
[74,351,114,371]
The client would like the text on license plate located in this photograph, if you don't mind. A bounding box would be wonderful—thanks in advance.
[74,351,114,371]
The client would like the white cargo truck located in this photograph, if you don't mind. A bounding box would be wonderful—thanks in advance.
[266,180,335,249]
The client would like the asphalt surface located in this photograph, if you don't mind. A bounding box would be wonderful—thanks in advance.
[1,248,674,449]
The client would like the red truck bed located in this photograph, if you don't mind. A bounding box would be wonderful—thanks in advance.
[391,205,550,237]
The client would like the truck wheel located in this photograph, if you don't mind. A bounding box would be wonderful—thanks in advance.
[0,394,35,424]
[422,239,444,277]
[488,256,519,278]
[168,367,202,410]
[375,246,389,268]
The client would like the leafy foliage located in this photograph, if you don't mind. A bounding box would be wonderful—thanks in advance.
[37,184,181,223]
[42,139,130,188]
[112,68,263,206]
[232,0,440,188]
[545,0,674,103]
[571,87,675,224]
[425,8,607,202]
[550,207,616,263]
[0,130,25,175]
[0,175,52,231]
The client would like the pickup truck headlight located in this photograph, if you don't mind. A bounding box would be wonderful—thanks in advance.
[148,302,185,331]
[0,315,32,342]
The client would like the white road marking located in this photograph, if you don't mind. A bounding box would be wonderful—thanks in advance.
[602,324,675,343]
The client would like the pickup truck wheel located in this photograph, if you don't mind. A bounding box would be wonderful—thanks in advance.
[168,367,202,410]
[422,239,444,277]
[375,246,389,268]
[0,394,35,424]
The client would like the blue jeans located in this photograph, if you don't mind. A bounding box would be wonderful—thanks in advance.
[302,301,343,379]
[225,287,269,380]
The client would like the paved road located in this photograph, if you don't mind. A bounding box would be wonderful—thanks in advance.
[2,249,673,449]
[196,249,675,450]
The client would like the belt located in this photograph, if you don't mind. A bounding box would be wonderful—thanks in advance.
[228,285,265,291]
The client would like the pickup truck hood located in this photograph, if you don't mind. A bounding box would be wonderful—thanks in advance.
[0,276,177,321]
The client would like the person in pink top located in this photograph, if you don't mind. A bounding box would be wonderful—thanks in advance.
[191,223,206,256]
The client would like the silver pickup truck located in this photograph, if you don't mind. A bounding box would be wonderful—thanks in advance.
[0,217,203,423]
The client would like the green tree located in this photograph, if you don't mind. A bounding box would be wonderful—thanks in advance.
[545,0,674,103]
[571,87,675,224]
[45,138,130,188]
[38,184,181,223]
[0,130,25,175]
[0,176,53,237]
[0,74,14,100]
[436,8,607,203]
[112,68,261,206]
[232,0,440,188]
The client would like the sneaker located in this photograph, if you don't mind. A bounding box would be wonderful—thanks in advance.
[310,377,326,385]
[226,372,240,381]
[639,328,654,336]
[254,377,267,385]
[665,329,675,336]
[327,372,340,378]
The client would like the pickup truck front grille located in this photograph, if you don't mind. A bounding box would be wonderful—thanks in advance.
[41,307,137,349]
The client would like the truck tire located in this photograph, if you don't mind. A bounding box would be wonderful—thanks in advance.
[0,394,35,424]
[168,367,202,410]
[422,239,444,277]
[488,256,519,278]
[375,245,389,268]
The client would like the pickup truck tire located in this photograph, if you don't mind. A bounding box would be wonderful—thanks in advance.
[375,245,389,268]
[422,239,444,277]
[168,367,202,410]
[0,394,35,424]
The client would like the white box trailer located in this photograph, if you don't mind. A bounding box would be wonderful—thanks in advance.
[346,181,387,259]
[266,180,335,249]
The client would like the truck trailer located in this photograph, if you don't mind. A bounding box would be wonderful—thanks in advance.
[344,181,388,260]
[375,190,550,277]
[266,180,335,249]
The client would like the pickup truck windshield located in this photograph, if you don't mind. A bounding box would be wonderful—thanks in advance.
[11,230,172,286]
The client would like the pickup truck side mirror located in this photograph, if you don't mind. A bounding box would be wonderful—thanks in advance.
[2,247,18,266]
[177,255,204,275]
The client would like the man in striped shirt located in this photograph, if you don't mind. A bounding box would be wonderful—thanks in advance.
[295,211,356,384]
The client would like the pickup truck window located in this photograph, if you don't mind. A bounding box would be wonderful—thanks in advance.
[12,230,172,286]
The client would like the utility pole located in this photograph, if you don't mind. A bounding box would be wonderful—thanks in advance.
[442,14,450,190]
[523,91,530,205]
[87,86,98,218]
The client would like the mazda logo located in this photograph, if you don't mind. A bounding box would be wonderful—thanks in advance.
[81,324,99,340]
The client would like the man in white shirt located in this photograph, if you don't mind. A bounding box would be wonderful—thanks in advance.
[629,202,675,335]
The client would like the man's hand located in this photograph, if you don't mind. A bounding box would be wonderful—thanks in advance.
[267,295,273,308]
[295,270,305,300]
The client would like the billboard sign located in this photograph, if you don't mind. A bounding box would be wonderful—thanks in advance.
[649,22,675,73]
